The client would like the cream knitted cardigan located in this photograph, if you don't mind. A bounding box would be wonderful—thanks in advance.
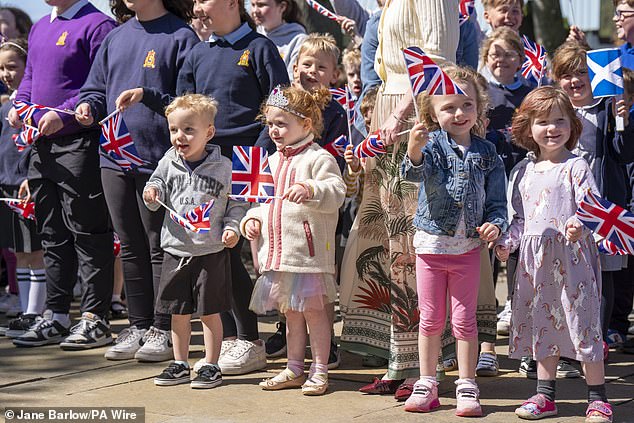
[375,0,459,95]
[240,135,346,274]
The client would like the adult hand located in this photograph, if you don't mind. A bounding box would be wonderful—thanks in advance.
[116,88,144,111]
[380,113,405,146]
[75,103,94,126]
[37,111,64,136]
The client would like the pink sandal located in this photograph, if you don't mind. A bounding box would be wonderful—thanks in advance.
[585,401,612,423]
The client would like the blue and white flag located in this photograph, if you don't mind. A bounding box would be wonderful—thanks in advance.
[586,48,624,98]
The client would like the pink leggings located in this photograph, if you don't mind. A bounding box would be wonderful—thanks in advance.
[416,247,480,340]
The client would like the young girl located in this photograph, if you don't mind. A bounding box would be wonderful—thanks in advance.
[76,0,199,361]
[0,38,46,335]
[495,87,611,422]
[242,85,346,396]
[401,66,507,417]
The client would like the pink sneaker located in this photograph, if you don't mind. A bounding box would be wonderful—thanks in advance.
[585,401,612,423]
[455,379,483,417]
[404,379,440,413]
[515,394,557,420]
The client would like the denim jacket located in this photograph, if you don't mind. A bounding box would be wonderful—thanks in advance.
[401,130,508,237]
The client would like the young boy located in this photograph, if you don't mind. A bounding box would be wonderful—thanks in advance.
[143,94,247,389]
[342,48,362,100]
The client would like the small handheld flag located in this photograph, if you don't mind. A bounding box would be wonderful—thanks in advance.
[99,111,146,171]
[354,130,386,158]
[113,232,121,257]
[346,86,356,128]
[459,0,475,26]
[12,124,40,151]
[231,146,275,203]
[1,198,35,221]
[586,48,624,98]
[597,239,628,255]
[329,88,347,108]
[521,35,547,85]
[402,46,466,97]
[168,201,214,233]
[305,0,339,21]
[13,100,46,123]
[323,135,348,158]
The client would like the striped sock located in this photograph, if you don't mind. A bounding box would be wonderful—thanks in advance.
[26,269,46,315]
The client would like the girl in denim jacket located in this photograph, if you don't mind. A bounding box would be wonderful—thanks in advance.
[400,66,507,417]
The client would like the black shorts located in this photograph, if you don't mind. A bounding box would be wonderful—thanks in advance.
[0,185,41,253]
[156,249,232,316]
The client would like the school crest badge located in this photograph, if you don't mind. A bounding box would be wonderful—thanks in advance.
[56,31,68,46]
[237,50,250,67]
[143,50,156,68]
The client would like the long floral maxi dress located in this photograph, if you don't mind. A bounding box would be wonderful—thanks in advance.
[502,156,603,362]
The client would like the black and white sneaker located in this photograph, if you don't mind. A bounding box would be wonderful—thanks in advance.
[518,356,537,379]
[556,359,581,378]
[155,362,191,386]
[6,314,40,338]
[59,312,113,350]
[13,310,70,347]
[191,363,222,389]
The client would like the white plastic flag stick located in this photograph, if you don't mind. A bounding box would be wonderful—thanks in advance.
[0,198,24,202]
[616,94,625,132]
[46,106,76,116]
[156,199,196,231]
[98,108,120,126]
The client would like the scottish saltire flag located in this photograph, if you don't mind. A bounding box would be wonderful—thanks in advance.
[521,35,547,85]
[305,0,339,21]
[13,100,46,123]
[402,46,466,96]
[459,0,475,25]
[576,190,634,255]
[597,239,628,255]
[324,135,348,158]
[99,111,145,171]
[354,130,386,158]
[586,48,624,98]
[1,199,35,221]
[169,201,214,233]
[329,88,347,108]
[13,125,40,152]
[231,146,275,203]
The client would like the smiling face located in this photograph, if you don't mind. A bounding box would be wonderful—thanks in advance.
[614,1,634,43]
[529,105,572,159]
[429,81,478,145]
[486,40,522,85]
[0,49,25,91]
[293,51,339,91]
[484,2,523,32]
[250,0,285,31]
[193,0,238,36]
[167,108,215,162]
[557,69,594,107]
[265,106,311,148]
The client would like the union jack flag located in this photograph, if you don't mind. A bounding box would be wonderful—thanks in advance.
[354,130,386,158]
[169,201,214,233]
[12,125,40,152]
[329,88,347,108]
[597,239,628,255]
[13,100,47,123]
[99,111,145,171]
[231,146,275,203]
[521,35,547,85]
[323,134,348,158]
[459,0,475,26]
[576,190,634,255]
[305,0,339,21]
[402,46,466,97]
[346,86,356,127]
[1,199,35,221]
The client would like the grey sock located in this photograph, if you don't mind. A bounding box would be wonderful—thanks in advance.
[536,379,556,402]
[587,384,607,403]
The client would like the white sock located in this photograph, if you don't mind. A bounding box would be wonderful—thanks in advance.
[52,313,70,327]
[111,294,122,303]
[26,269,46,315]
[16,268,31,312]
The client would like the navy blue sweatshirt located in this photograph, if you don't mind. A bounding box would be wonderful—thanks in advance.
[0,101,27,186]
[78,12,199,172]
[176,25,289,152]
[319,99,347,171]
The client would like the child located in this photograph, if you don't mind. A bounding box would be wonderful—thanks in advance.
[551,42,634,359]
[144,94,246,389]
[0,39,46,336]
[242,85,346,396]
[495,86,612,422]
[400,65,507,417]
[615,0,634,70]
[342,47,362,100]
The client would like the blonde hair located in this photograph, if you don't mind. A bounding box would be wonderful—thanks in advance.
[261,85,331,138]
[417,65,490,137]
[482,0,524,9]
[511,86,581,154]
[360,86,378,119]
[480,27,524,66]
[551,42,588,81]
[165,94,218,124]
[342,47,361,70]
[296,33,340,67]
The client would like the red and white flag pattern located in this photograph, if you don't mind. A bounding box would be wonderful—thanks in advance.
[403,46,466,97]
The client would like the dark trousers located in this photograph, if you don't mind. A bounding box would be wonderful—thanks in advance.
[100,168,169,331]
[611,262,634,334]
[601,271,615,341]
[29,131,114,317]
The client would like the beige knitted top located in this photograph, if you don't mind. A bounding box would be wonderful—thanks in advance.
[375,0,459,95]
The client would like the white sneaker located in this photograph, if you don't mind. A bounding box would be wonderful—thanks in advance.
[104,326,147,360]
[193,339,237,373]
[134,326,173,362]
[0,293,21,316]
[218,339,266,375]
[496,300,512,336]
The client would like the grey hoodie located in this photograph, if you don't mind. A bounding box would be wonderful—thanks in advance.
[258,22,307,81]
[144,144,248,257]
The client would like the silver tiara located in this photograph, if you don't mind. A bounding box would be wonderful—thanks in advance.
[266,86,307,119]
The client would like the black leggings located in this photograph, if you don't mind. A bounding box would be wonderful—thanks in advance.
[610,262,634,334]
[601,271,615,341]
[101,168,169,331]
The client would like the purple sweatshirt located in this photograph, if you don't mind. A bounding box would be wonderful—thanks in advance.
[16,2,115,138]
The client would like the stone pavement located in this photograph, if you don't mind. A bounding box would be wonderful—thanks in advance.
[1,280,634,422]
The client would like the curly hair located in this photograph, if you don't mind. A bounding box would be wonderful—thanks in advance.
[165,94,218,124]
[260,85,331,139]
[111,0,194,24]
[417,65,490,138]
[511,86,582,154]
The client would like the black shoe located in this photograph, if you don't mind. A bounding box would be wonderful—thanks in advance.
[328,341,340,370]
[6,314,39,338]
[109,300,128,320]
[59,312,113,350]
[154,362,191,386]
[13,311,70,347]
[621,338,634,354]
[518,356,537,379]
[191,364,222,389]
[556,359,580,378]
[265,322,286,358]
